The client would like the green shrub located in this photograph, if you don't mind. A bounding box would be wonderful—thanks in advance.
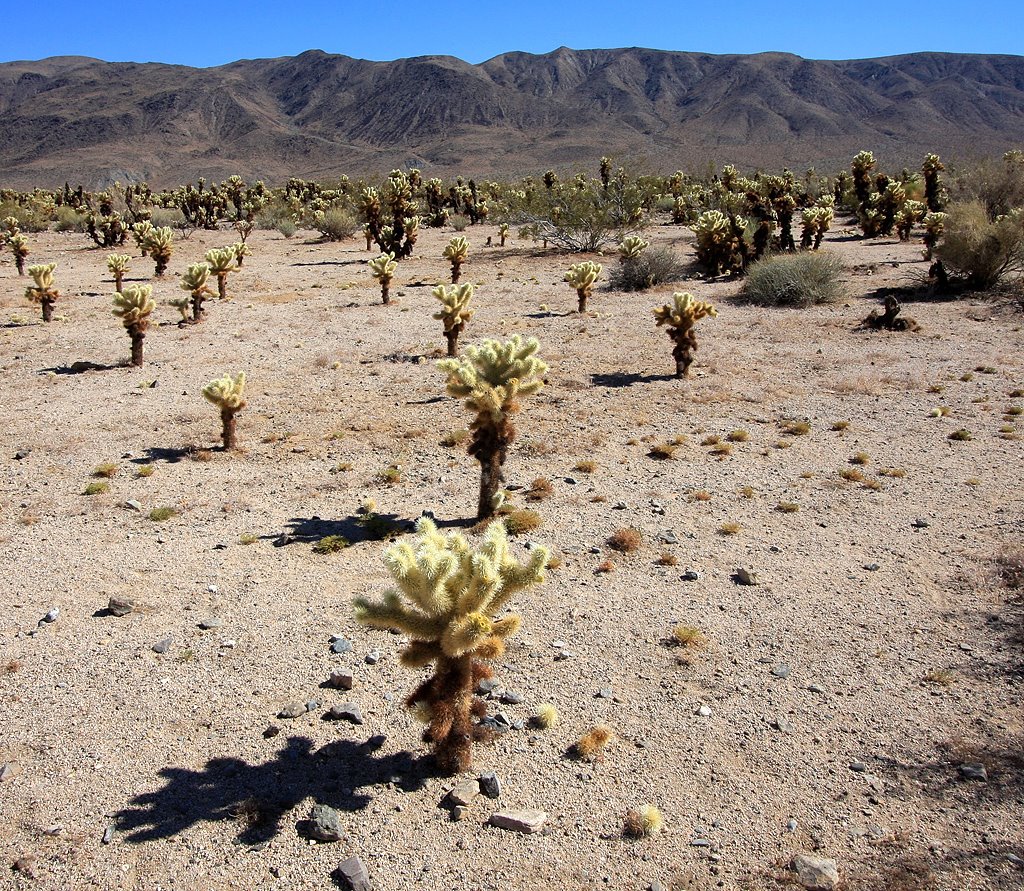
[314,206,357,241]
[450,214,470,232]
[935,201,1024,290]
[149,207,184,229]
[609,246,685,291]
[276,219,297,238]
[740,252,844,306]
[54,207,88,233]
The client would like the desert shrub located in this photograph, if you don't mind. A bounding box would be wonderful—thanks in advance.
[54,207,88,232]
[313,206,358,241]
[609,245,686,291]
[450,214,470,232]
[935,201,1024,290]
[0,201,51,232]
[149,207,184,229]
[255,201,295,231]
[949,151,1024,219]
[740,252,844,306]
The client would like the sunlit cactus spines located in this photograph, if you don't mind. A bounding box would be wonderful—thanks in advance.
[353,516,547,774]
[106,254,131,292]
[498,222,510,247]
[432,283,475,356]
[202,371,247,450]
[653,291,717,379]
[368,252,398,305]
[112,283,155,367]
[25,263,59,322]
[131,220,155,257]
[693,210,748,275]
[179,262,215,322]
[565,260,603,312]
[231,241,251,267]
[851,150,876,208]
[800,202,833,250]
[204,247,237,299]
[618,235,649,260]
[144,226,174,276]
[438,335,548,520]
[922,153,945,212]
[443,236,469,284]
[878,181,906,236]
[2,216,20,238]
[922,211,948,260]
[895,200,926,241]
[10,232,29,275]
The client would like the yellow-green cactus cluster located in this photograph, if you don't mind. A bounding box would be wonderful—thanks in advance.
[143,226,174,276]
[131,221,155,255]
[202,371,247,411]
[922,211,948,259]
[205,247,237,298]
[432,283,475,355]
[693,210,747,275]
[112,283,155,326]
[564,260,603,312]
[618,235,648,260]
[107,253,131,291]
[800,199,834,250]
[896,200,926,241]
[653,292,718,379]
[444,235,470,283]
[25,263,58,321]
[10,232,29,274]
[368,252,398,303]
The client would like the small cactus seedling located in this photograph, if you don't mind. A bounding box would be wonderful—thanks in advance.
[438,335,548,520]
[368,252,398,304]
[107,254,131,292]
[202,372,247,450]
[653,292,718,379]
[443,236,470,284]
[25,263,59,322]
[564,261,603,312]
[144,226,174,276]
[353,516,548,774]
[432,283,475,356]
[112,284,155,367]
[498,223,509,246]
[204,248,237,299]
[10,233,29,275]
[178,262,215,322]
[231,241,251,267]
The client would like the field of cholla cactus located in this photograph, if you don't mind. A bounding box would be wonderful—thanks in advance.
[0,156,1022,891]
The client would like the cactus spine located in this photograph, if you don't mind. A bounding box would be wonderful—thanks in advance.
[353,516,548,774]
[25,263,59,322]
[112,283,155,367]
[438,336,548,520]
[368,252,398,305]
[653,292,717,379]
[202,372,246,450]
[107,254,131,292]
[432,283,475,356]
[204,247,237,299]
[564,261,603,312]
[443,236,470,284]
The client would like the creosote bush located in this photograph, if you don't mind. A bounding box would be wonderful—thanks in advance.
[24,263,59,322]
[432,283,474,356]
[653,292,717,379]
[202,372,247,450]
[112,284,155,367]
[935,201,1024,290]
[353,517,548,774]
[740,252,844,306]
[609,245,685,291]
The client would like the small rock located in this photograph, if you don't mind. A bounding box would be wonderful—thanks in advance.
[263,725,281,738]
[849,761,867,772]
[787,819,799,832]
[650,882,668,891]
[477,678,500,694]
[772,664,792,679]
[125,499,142,512]
[690,838,711,847]
[102,825,115,844]
[151,636,172,654]
[273,531,294,547]
[327,703,364,725]
[13,856,38,878]
[328,670,354,690]
[564,477,578,485]
[330,637,353,654]
[551,640,567,649]
[911,518,930,529]
[500,690,524,705]
[333,855,371,891]
[612,501,628,510]
[448,779,480,806]
[41,608,60,624]
[479,771,501,799]
[597,687,613,699]
[773,715,795,733]
[681,570,700,582]
[206,584,218,594]
[958,762,988,781]
[863,562,880,571]
[792,853,840,890]
[0,762,20,783]
[107,597,134,617]
[14,449,30,460]
[554,649,574,661]
[659,530,678,544]
[305,699,320,713]
[1007,852,1023,866]
[698,705,712,717]
[489,809,547,834]
[734,568,759,586]
[278,702,306,719]
[364,650,381,665]
[303,804,346,842]
[452,805,469,821]
[807,684,825,694]
[198,617,221,630]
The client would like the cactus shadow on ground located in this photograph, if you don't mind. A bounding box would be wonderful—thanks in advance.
[39,359,124,374]
[590,370,676,388]
[274,512,415,546]
[114,735,432,845]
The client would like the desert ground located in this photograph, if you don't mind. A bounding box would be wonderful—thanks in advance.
[0,218,1022,891]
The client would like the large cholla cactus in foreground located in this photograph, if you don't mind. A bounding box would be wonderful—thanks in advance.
[10,233,29,275]
[564,261,602,312]
[438,336,548,520]
[432,283,475,356]
[112,284,155,366]
[653,292,717,379]
[353,517,548,774]
[107,254,131,292]
[368,252,398,304]
[443,236,469,284]
[202,372,247,450]
[144,226,174,276]
[205,247,237,299]
[25,263,59,322]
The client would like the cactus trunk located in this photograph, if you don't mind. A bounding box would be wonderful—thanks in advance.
[672,330,698,379]
[445,330,459,357]
[114,272,124,293]
[577,289,587,313]
[410,654,477,775]
[217,273,227,300]
[451,262,461,284]
[41,298,54,323]
[130,330,144,367]
[381,283,390,305]
[477,448,504,520]
[191,295,205,322]
[16,257,25,276]
[221,408,237,450]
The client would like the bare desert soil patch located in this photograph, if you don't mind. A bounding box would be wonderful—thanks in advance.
[1,221,1022,890]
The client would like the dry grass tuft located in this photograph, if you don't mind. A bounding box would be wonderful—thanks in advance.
[840,468,864,482]
[503,509,542,535]
[623,805,663,839]
[726,429,749,442]
[718,521,741,535]
[92,462,118,478]
[656,552,678,566]
[573,459,597,473]
[574,725,614,761]
[775,501,800,513]
[850,452,870,465]
[607,527,642,553]
[648,442,678,460]
[948,428,973,441]
[595,559,615,574]
[781,420,811,436]
[525,477,554,502]
[83,481,109,496]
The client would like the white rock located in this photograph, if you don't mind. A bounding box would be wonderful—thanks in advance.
[489,809,547,834]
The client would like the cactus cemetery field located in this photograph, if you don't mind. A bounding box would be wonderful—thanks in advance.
[1,216,1022,891]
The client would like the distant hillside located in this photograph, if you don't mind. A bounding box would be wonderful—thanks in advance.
[1,47,1023,188]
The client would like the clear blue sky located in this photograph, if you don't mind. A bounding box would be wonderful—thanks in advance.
[1,0,1021,66]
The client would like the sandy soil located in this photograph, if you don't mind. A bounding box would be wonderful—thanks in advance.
[1,219,1022,891]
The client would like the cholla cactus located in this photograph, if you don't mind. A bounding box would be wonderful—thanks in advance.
[131,221,155,257]
[922,153,945,212]
[112,283,155,366]
[202,372,247,450]
[498,222,509,247]
[362,223,373,251]
[107,254,131,292]
[800,201,834,250]
[353,517,548,774]
[368,252,398,304]
[204,247,237,299]
[232,219,255,243]
[878,181,906,236]
[438,335,548,520]
[25,263,59,322]
[564,260,603,312]
[432,283,475,356]
[653,292,717,379]
[178,262,214,322]
[10,233,29,275]
[851,150,876,208]
[619,235,649,261]
[922,211,947,260]
[895,200,926,241]
[2,216,19,239]
[231,241,251,267]
[443,236,470,284]
[144,226,174,276]
[693,210,748,276]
